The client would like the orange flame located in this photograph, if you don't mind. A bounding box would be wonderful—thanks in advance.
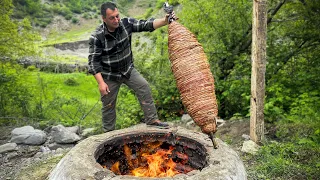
[105,142,193,177]
[110,161,120,175]
[131,147,178,177]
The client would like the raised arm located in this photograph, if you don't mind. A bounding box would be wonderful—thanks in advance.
[153,17,168,29]
[153,11,178,29]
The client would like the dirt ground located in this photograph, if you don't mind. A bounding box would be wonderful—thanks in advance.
[0,125,68,180]
[215,119,251,148]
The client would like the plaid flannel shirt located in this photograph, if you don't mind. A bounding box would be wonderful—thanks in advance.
[88,17,155,81]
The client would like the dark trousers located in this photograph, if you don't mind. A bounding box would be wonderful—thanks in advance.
[101,68,158,132]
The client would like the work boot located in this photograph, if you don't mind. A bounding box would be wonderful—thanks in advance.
[147,120,169,129]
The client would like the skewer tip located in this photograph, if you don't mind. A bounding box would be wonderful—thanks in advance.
[209,132,219,149]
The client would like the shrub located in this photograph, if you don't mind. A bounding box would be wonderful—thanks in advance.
[27,65,37,71]
[71,17,79,24]
[58,6,72,17]
[115,86,142,129]
[65,13,73,20]
[52,4,62,14]
[37,18,52,28]
[246,107,320,179]
[0,63,34,117]
[64,78,79,86]
[250,141,320,179]
[82,13,91,19]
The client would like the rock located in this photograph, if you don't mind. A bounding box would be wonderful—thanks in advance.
[81,128,95,137]
[216,119,226,127]
[187,170,200,176]
[0,143,17,154]
[66,126,79,134]
[11,126,34,136]
[51,125,81,144]
[40,146,51,153]
[241,140,260,154]
[181,114,192,122]
[43,126,52,133]
[173,173,188,179]
[34,152,42,158]
[10,126,47,145]
[48,142,75,150]
[242,134,251,141]
[186,121,195,126]
[181,114,224,130]
[55,148,64,154]
[6,152,19,160]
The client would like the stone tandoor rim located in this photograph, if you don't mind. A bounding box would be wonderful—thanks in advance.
[48,124,247,180]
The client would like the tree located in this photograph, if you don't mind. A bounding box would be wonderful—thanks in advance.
[0,0,40,60]
[0,0,41,117]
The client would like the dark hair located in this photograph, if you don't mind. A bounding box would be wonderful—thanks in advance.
[101,2,117,17]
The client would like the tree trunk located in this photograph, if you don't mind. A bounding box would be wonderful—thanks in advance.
[250,0,267,143]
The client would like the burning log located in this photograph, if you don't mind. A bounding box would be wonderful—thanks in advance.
[174,163,194,173]
[103,139,202,177]
[164,3,219,148]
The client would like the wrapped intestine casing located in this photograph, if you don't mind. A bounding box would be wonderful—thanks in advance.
[168,21,218,134]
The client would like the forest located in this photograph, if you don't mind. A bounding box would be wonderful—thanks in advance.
[0,0,319,179]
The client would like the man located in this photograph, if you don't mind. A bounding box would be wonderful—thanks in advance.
[88,2,177,132]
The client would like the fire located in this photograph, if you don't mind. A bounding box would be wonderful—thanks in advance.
[110,161,120,175]
[105,142,194,177]
[131,147,177,177]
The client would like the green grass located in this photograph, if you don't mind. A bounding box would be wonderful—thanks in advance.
[244,116,320,180]
[26,71,99,101]
[246,141,320,179]
[42,54,88,64]
[18,70,143,130]
[42,28,94,46]
[41,19,98,46]
[22,71,101,128]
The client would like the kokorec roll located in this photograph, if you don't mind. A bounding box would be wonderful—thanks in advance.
[168,21,218,134]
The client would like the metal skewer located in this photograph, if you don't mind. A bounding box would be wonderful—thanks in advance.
[209,132,219,149]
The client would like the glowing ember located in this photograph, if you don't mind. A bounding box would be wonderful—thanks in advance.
[103,142,194,177]
[110,161,120,175]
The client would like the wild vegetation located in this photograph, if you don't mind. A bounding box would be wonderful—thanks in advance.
[0,0,319,179]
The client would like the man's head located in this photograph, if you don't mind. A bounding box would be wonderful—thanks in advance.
[101,2,120,32]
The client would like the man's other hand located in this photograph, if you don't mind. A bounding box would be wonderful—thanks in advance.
[99,82,110,96]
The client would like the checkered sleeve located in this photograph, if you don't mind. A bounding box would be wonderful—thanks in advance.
[88,34,103,75]
[128,17,155,32]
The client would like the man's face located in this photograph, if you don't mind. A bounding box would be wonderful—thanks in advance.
[103,8,120,32]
